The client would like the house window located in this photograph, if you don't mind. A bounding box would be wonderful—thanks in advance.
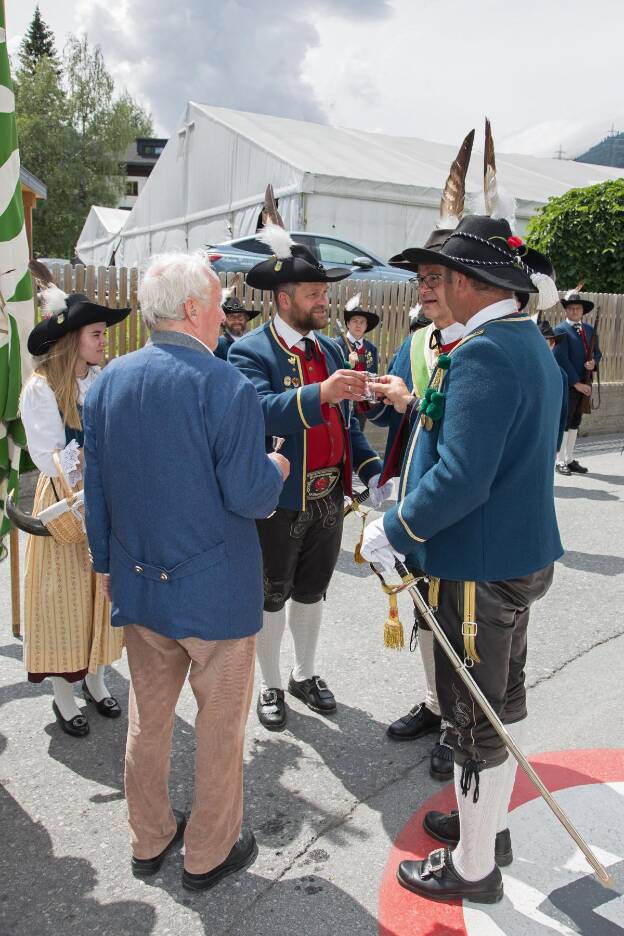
[126,180,139,197]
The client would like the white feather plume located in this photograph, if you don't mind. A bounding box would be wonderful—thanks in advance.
[408,304,422,321]
[437,213,460,230]
[345,293,362,312]
[490,185,517,231]
[255,223,295,259]
[221,286,232,302]
[531,272,560,311]
[39,285,68,317]
[467,190,486,216]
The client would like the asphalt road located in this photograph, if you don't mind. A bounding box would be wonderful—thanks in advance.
[0,435,623,936]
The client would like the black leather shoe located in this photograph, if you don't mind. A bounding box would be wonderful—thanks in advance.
[555,463,572,476]
[131,809,187,877]
[82,680,122,719]
[423,810,513,867]
[288,674,336,713]
[182,828,258,892]
[397,847,503,904]
[567,459,588,474]
[429,736,454,781]
[387,702,441,741]
[257,688,287,730]
[52,700,89,738]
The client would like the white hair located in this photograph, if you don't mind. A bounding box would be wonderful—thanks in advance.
[138,251,219,329]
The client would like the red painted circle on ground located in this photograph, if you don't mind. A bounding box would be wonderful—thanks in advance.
[378,748,624,936]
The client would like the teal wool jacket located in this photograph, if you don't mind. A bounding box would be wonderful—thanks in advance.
[384,313,564,582]
[229,320,383,510]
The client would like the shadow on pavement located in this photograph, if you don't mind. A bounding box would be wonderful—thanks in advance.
[0,778,156,936]
[554,485,619,501]
[558,550,624,576]
[585,472,624,486]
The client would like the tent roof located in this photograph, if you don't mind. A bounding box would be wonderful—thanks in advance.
[191,103,623,207]
[88,205,129,235]
[75,206,129,265]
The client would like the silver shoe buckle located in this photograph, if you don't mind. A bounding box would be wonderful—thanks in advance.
[423,848,446,877]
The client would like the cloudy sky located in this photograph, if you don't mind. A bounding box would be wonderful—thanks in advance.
[6,0,623,159]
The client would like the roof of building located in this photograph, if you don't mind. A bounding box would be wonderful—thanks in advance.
[123,138,168,167]
[19,166,47,199]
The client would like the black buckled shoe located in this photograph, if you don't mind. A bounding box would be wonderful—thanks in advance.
[288,674,336,713]
[131,809,187,877]
[397,847,503,904]
[555,463,572,476]
[182,828,258,892]
[257,688,287,730]
[82,680,122,719]
[567,459,588,474]
[429,735,454,781]
[423,810,513,867]
[52,701,90,738]
[387,702,441,741]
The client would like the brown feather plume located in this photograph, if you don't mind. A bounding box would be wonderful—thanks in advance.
[261,184,285,229]
[439,128,475,227]
[483,117,497,216]
[28,258,55,288]
[574,281,585,292]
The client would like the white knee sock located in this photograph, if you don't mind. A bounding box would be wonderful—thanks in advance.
[256,608,287,690]
[289,599,323,682]
[84,664,110,702]
[418,628,440,716]
[556,430,568,465]
[452,760,507,882]
[51,677,82,721]
[565,428,578,464]
[495,719,528,833]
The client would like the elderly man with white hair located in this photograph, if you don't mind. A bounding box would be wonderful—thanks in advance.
[82,252,289,890]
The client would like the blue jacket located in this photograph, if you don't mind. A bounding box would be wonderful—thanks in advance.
[214,332,235,361]
[82,331,283,641]
[229,320,383,510]
[334,335,379,373]
[553,321,601,386]
[368,334,414,467]
[556,364,568,451]
[384,313,564,582]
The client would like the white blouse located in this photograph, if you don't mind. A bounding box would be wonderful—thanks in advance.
[20,366,101,479]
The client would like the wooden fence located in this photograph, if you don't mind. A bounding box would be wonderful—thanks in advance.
[44,264,624,381]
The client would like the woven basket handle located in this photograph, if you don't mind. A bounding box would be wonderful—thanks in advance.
[51,451,76,504]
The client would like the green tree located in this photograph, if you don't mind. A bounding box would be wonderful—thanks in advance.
[18,5,60,75]
[15,33,153,258]
[526,180,624,293]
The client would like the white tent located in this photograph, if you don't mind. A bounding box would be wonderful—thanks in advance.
[76,206,130,266]
[116,103,623,267]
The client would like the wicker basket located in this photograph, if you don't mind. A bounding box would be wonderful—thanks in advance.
[39,451,86,545]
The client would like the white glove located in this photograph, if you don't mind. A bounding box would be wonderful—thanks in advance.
[368,473,393,508]
[359,516,405,573]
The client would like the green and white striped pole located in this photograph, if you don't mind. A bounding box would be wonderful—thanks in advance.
[0,0,35,639]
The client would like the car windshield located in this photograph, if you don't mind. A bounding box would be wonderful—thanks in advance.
[315,239,375,265]
[231,238,273,256]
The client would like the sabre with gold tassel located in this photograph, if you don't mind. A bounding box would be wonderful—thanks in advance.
[365,553,613,887]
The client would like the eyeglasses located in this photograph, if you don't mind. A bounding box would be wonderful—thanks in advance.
[414,273,444,289]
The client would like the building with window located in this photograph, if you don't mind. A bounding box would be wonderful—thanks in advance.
[118,137,167,210]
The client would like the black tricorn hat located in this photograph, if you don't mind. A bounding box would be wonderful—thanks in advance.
[561,290,594,314]
[222,294,260,320]
[343,293,379,332]
[539,319,566,344]
[245,225,351,290]
[28,290,131,357]
[393,216,547,294]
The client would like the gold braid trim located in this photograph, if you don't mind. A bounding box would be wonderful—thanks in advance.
[462,580,480,663]
[428,576,440,610]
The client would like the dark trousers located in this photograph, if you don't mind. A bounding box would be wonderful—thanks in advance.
[256,484,344,612]
[566,386,586,430]
[433,566,554,769]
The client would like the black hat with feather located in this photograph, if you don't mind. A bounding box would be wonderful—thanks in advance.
[221,273,260,320]
[245,185,352,290]
[27,260,131,357]
[390,128,475,270]
[343,292,379,332]
[561,284,594,314]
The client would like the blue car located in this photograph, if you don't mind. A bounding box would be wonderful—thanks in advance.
[206,232,414,283]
